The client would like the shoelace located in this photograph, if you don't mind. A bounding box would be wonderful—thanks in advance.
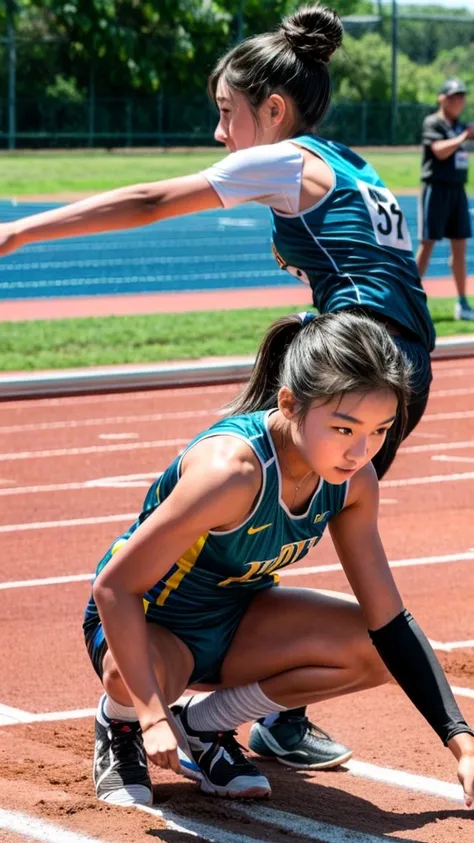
[216,730,252,764]
[299,717,333,742]
[109,720,144,764]
[279,715,332,742]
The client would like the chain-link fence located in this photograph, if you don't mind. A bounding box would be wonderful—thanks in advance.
[1,4,474,150]
[3,97,471,149]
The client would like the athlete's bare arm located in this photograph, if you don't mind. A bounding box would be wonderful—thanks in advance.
[92,436,261,729]
[0,143,336,256]
[0,174,224,256]
[328,462,404,630]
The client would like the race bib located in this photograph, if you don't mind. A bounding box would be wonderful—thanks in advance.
[357,180,413,252]
[455,150,469,170]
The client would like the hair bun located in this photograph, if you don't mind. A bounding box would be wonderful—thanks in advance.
[280,4,343,64]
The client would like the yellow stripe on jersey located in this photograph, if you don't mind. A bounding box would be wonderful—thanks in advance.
[111,537,128,556]
[143,598,150,614]
[155,477,163,503]
[156,533,209,606]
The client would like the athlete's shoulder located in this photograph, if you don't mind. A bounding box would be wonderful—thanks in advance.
[295,134,384,187]
[182,427,262,491]
[423,112,445,134]
[204,140,303,176]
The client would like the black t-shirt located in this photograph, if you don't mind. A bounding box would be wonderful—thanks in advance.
[421,112,469,185]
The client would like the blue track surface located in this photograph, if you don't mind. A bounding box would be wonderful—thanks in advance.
[0,197,473,301]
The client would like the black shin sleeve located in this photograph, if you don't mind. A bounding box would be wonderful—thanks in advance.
[369,609,474,745]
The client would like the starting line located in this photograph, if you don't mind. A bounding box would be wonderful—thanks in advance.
[0,755,466,843]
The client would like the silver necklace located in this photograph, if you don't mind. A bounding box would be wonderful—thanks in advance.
[282,431,316,509]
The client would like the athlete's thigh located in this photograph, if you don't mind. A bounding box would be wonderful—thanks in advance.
[447,189,471,240]
[372,339,431,479]
[420,183,446,241]
[218,586,369,687]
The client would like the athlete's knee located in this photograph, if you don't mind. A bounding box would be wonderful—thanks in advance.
[101,652,127,695]
[351,634,390,687]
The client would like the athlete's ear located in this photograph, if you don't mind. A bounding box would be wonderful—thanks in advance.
[266,94,286,128]
[278,386,297,420]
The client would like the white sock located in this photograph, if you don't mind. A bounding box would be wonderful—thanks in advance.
[102,693,137,722]
[185,683,287,733]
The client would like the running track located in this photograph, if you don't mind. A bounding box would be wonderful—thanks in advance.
[1,363,474,842]
[1,197,474,302]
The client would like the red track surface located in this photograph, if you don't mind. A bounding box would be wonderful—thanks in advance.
[1,366,474,842]
[0,275,468,322]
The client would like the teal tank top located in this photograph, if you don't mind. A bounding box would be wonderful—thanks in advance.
[271,134,435,352]
[92,411,348,616]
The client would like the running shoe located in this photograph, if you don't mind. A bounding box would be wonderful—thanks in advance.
[172,699,271,798]
[454,301,474,321]
[249,710,353,770]
[93,694,152,806]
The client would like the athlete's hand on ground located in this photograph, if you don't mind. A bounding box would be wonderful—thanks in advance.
[457,752,474,808]
[0,224,20,258]
[142,719,181,774]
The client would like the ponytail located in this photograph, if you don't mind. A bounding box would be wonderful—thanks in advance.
[227,311,412,428]
[228,312,315,415]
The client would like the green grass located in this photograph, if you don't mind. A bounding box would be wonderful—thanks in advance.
[0,151,222,196]
[0,299,471,371]
[361,152,423,191]
[2,149,473,195]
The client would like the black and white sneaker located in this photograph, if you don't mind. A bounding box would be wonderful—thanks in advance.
[93,695,152,806]
[171,700,271,798]
[249,710,352,770]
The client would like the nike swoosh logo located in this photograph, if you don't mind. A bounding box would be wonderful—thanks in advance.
[247,523,272,535]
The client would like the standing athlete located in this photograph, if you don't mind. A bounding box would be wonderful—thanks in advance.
[417,77,474,321]
[0,3,435,772]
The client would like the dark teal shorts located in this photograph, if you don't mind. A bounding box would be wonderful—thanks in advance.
[84,580,276,686]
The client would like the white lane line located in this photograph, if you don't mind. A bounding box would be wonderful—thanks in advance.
[409,432,443,439]
[0,703,33,726]
[0,438,188,461]
[98,433,139,440]
[231,803,425,841]
[400,439,474,454]
[422,410,474,421]
[0,408,217,434]
[0,383,236,410]
[2,550,474,591]
[0,705,97,724]
[430,640,474,651]
[0,574,93,591]
[381,470,474,487]
[0,808,104,842]
[139,804,266,843]
[0,513,136,533]
[452,686,474,700]
[432,455,474,464]
[430,387,474,397]
[0,472,159,496]
[280,550,474,578]
[345,760,463,803]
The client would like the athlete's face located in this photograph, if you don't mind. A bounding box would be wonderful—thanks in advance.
[440,93,466,121]
[293,389,398,485]
[214,78,282,152]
